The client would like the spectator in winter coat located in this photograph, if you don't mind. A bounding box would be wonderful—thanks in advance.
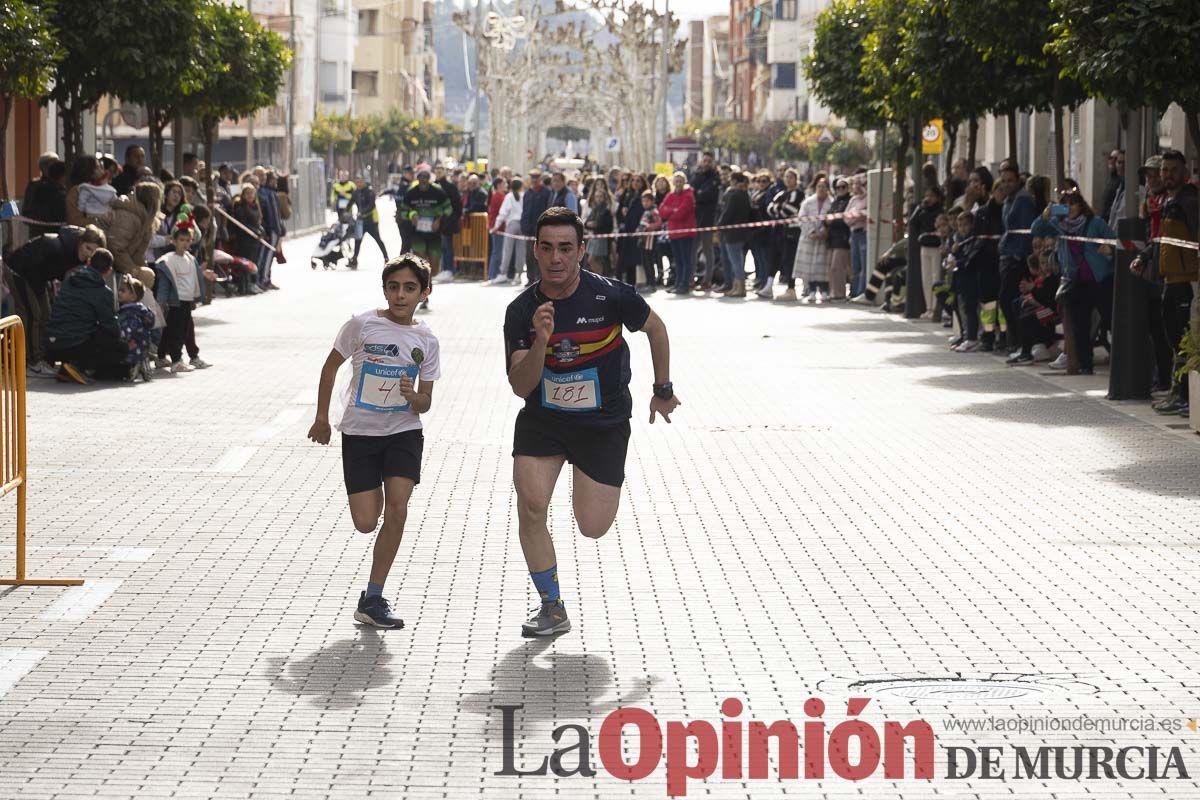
[98,182,163,277]
[658,172,697,294]
[689,151,721,288]
[46,248,127,383]
[716,171,752,296]
[21,153,67,237]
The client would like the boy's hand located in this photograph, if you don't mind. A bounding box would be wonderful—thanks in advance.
[307,418,331,445]
[398,374,419,405]
[532,301,555,343]
[203,269,218,281]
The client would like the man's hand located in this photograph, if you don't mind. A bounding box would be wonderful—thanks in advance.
[1131,255,1145,276]
[1018,280,1033,293]
[307,418,331,445]
[399,374,419,408]
[533,301,555,342]
[432,218,442,232]
[649,394,681,424]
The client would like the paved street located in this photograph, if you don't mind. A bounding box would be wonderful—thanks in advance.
[2,218,1200,799]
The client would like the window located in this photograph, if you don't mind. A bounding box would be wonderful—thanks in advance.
[775,0,797,20]
[320,61,340,98]
[352,71,379,98]
[358,9,378,36]
[773,62,796,90]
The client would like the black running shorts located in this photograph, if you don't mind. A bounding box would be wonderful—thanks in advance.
[342,430,423,495]
[513,411,631,487]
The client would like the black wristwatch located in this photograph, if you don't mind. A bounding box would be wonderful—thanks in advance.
[653,382,674,400]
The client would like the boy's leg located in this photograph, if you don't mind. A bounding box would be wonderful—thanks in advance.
[347,487,384,533]
[182,302,199,360]
[164,305,185,362]
[369,476,414,587]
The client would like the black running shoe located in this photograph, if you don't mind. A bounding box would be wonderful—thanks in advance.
[354,592,404,628]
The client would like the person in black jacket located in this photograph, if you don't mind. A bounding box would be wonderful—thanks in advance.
[716,172,752,297]
[826,178,853,299]
[21,154,68,238]
[434,164,462,281]
[46,248,127,383]
[349,175,388,268]
[4,224,105,374]
[111,145,145,197]
[689,151,720,288]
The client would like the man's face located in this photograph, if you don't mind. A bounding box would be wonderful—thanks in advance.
[1000,170,1019,197]
[254,168,267,184]
[457,176,468,191]
[129,148,145,170]
[468,176,480,191]
[551,175,565,192]
[434,167,445,181]
[1114,153,1126,174]
[719,167,731,183]
[531,174,543,188]
[701,154,714,170]
[1162,159,1185,192]
[337,170,349,181]
[953,160,968,180]
[534,224,582,289]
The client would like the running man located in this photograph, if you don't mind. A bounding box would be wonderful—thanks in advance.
[307,255,440,628]
[398,168,451,280]
[503,207,681,636]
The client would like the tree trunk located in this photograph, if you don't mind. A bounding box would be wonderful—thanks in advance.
[1006,111,1018,160]
[60,94,84,165]
[147,105,172,176]
[967,118,979,169]
[203,119,218,301]
[944,121,958,181]
[0,96,11,201]
[892,127,908,243]
[1053,104,1067,193]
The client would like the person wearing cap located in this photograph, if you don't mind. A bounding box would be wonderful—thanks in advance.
[398,168,452,304]
[21,152,67,237]
[112,145,145,197]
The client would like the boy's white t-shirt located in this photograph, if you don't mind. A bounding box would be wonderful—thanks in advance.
[332,310,441,436]
[162,252,200,302]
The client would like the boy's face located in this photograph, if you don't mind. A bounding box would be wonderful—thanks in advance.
[383,266,429,318]
[173,231,193,252]
[956,216,973,236]
[641,195,653,208]
[118,282,135,304]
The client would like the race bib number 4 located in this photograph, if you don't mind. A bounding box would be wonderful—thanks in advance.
[415,217,435,233]
[541,368,600,412]
[355,362,419,413]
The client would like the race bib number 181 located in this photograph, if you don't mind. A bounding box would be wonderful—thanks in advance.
[356,362,419,412]
[541,368,600,412]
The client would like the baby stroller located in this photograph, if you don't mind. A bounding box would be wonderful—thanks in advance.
[312,209,355,270]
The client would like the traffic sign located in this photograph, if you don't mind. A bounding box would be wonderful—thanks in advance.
[922,119,944,155]
[817,127,836,145]
[606,136,621,152]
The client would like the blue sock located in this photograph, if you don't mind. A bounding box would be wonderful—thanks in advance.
[366,581,385,599]
[530,566,561,605]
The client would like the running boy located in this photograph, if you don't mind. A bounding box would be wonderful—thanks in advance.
[307,255,440,628]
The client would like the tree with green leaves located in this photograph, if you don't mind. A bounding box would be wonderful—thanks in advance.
[185,2,289,203]
[1048,0,1200,149]
[112,0,209,173]
[803,0,884,131]
[946,0,1085,187]
[0,0,59,200]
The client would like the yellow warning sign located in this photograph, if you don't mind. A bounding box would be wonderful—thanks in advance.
[921,119,944,155]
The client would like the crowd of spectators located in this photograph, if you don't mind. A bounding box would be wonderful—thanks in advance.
[2,144,293,385]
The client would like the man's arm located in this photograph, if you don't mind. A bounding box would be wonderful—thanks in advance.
[308,348,346,445]
[507,301,554,397]
[640,310,681,424]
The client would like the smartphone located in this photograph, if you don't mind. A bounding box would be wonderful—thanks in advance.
[1048,203,1069,217]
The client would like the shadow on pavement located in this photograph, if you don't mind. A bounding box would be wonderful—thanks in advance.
[1092,452,1200,498]
[951,394,1131,428]
[461,637,657,724]
[265,626,394,708]
[922,371,1064,395]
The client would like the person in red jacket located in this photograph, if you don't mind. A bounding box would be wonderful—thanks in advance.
[658,172,697,294]
[486,177,508,281]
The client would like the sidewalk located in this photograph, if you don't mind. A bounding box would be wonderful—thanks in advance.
[1,232,1199,798]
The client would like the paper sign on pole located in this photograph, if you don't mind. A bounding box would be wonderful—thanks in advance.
[654,163,674,177]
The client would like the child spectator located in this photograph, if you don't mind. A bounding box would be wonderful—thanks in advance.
[118,276,156,381]
[154,226,214,373]
[76,159,117,218]
[950,211,981,351]
[46,248,126,384]
[636,190,662,292]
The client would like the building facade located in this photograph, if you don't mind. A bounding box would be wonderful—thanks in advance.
[729,0,768,123]
[351,0,443,120]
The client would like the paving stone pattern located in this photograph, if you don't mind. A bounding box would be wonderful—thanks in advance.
[1,221,1199,799]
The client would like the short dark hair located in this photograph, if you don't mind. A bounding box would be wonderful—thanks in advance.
[182,152,197,163]
[171,226,194,240]
[1161,149,1186,166]
[47,161,66,182]
[191,204,211,222]
[382,254,431,292]
[535,206,585,246]
[89,248,114,274]
[126,277,145,301]
[702,150,715,159]
[124,144,143,160]
[971,166,994,192]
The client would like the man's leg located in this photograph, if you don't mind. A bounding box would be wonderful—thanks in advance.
[571,467,621,540]
[369,220,388,260]
[514,454,566,573]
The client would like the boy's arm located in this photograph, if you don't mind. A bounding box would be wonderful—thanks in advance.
[308,348,347,445]
[399,376,434,413]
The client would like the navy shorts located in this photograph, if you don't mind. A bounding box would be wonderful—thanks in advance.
[342,430,423,495]
[513,411,630,487]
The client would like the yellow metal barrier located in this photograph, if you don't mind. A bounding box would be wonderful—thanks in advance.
[0,316,83,587]
[453,213,490,278]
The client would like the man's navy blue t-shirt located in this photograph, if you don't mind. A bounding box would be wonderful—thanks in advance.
[504,270,651,428]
